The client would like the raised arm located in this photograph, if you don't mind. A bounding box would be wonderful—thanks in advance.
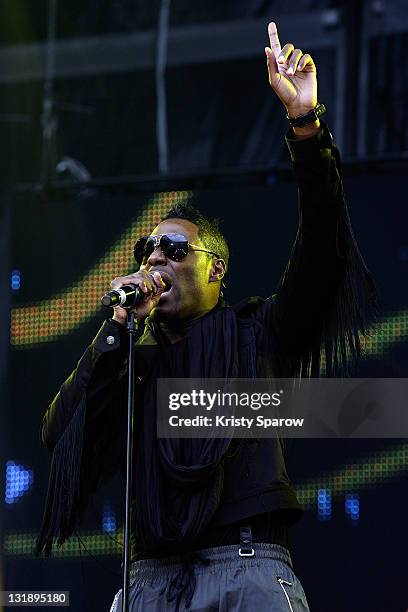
[261,23,376,376]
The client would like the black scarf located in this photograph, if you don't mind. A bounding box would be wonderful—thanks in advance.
[130,305,257,553]
[34,304,258,556]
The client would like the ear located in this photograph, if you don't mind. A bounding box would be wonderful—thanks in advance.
[209,258,226,283]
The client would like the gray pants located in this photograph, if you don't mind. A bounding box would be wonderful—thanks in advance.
[109,543,310,611]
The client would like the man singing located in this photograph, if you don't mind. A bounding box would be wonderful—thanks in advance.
[35,22,375,611]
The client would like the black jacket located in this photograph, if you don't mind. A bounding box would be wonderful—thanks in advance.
[35,122,376,558]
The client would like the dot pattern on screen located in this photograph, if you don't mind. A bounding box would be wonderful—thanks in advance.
[4,444,407,558]
[295,443,408,508]
[10,191,192,348]
[316,309,408,373]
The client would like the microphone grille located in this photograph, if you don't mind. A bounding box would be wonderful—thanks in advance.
[101,294,114,307]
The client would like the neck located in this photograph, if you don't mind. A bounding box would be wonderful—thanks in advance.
[147,295,226,343]
[158,308,212,342]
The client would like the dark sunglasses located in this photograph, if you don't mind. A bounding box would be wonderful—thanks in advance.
[134,233,221,266]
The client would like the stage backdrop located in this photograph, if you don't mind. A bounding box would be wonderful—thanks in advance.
[4,166,408,611]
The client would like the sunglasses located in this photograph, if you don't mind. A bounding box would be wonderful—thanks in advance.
[134,233,221,266]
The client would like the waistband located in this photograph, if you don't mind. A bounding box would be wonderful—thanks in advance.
[130,542,292,581]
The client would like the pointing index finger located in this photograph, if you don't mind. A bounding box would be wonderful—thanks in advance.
[268,22,281,59]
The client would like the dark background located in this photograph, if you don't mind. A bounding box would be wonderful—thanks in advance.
[2,1,408,611]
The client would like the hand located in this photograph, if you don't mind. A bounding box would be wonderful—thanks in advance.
[265,21,318,120]
[110,270,167,324]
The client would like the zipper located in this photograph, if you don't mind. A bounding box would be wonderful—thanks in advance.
[277,577,295,612]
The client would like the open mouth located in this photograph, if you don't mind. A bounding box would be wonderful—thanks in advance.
[160,285,173,299]
[153,270,173,299]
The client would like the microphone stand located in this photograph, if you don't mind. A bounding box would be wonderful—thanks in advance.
[122,309,138,612]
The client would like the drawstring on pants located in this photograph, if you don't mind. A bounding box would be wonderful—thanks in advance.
[167,526,253,608]
[167,551,210,609]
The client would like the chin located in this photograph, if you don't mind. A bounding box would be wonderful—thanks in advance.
[151,299,178,320]
[154,285,184,316]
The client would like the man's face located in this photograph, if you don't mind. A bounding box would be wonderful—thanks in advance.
[139,218,218,320]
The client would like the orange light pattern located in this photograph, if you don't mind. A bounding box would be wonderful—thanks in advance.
[9,189,408,357]
[10,191,192,347]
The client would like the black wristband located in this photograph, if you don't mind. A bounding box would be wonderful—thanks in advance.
[286,102,326,128]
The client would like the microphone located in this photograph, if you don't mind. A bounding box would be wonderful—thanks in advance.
[101,284,142,308]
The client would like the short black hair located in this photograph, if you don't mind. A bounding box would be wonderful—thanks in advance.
[162,202,229,270]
